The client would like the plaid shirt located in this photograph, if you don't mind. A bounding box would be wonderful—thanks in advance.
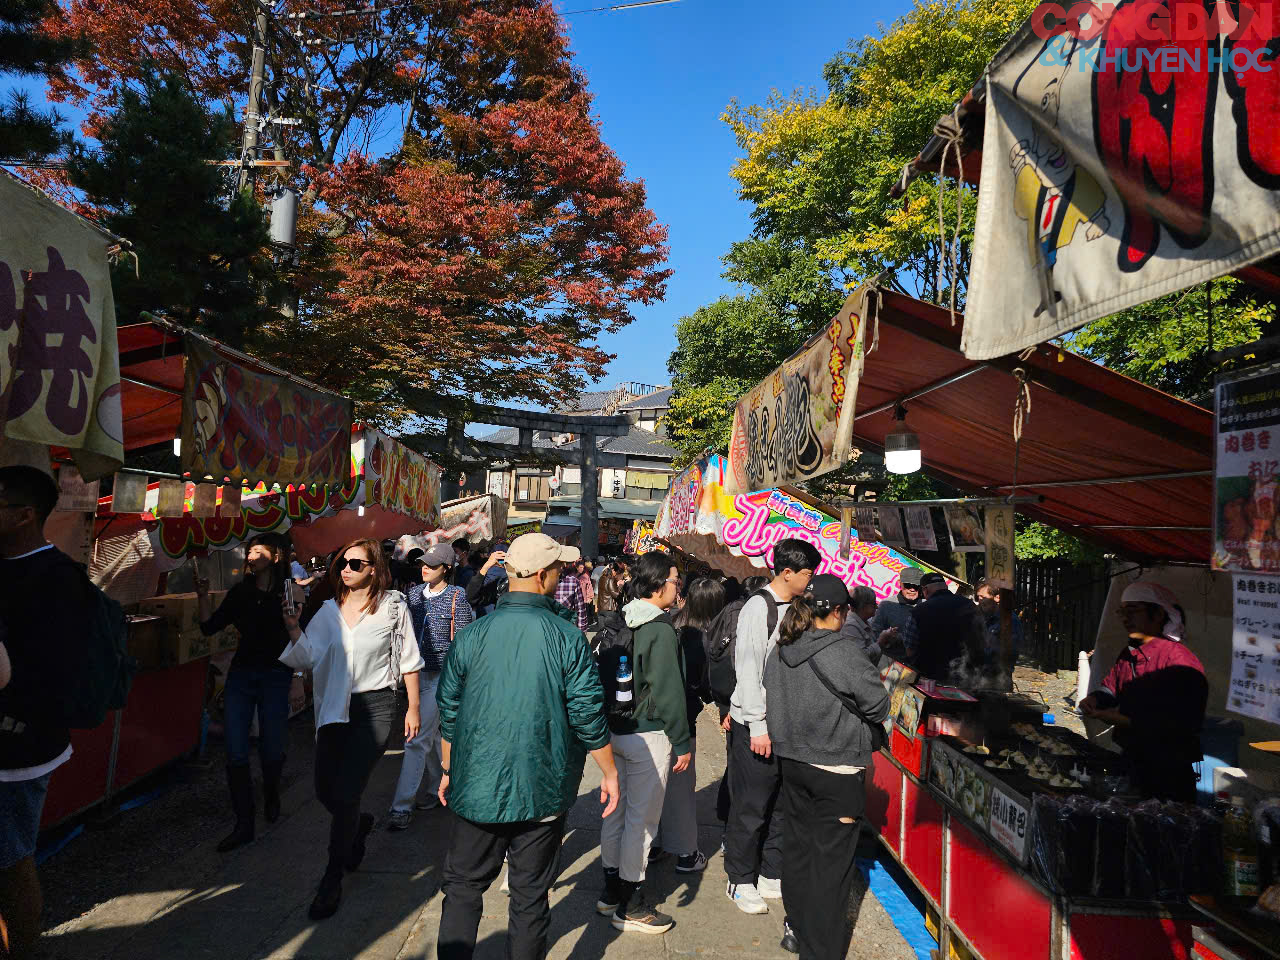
[554,574,589,631]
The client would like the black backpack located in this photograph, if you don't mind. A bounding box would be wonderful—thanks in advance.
[595,611,638,720]
[58,559,136,728]
[705,589,778,706]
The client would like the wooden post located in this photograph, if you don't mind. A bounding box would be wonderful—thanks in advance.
[580,433,600,556]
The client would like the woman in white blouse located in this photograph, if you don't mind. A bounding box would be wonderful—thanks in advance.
[280,538,424,921]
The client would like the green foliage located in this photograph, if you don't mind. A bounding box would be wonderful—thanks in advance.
[66,73,279,345]
[0,0,83,162]
[1066,277,1271,402]
[1015,520,1104,564]
[884,472,942,502]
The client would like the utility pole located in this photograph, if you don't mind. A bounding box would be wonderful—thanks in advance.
[238,5,270,193]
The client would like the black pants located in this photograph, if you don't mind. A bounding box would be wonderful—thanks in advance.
[438,813,565,960]
[314,688,395,874]
[779,758,866,960]
[724,719,784,885]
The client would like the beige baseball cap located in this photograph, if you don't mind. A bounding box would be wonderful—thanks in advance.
[504,533,581,577]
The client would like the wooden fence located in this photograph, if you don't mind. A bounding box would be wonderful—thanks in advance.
[1014,559,1113,673]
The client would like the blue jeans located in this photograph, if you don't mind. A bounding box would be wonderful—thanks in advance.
[224,666,292,769]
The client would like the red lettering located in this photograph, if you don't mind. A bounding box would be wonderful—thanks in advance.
[1033,2,1070,37]
[1226,0,1280,188]
[1092,0,1216,271]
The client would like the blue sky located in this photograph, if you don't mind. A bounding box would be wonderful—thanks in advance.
[558,0,912,390]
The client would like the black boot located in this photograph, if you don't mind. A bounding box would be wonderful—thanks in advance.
[309,867,343,920]
[217,765,255,853]
[262,756,284,824]
[345,812,375,872]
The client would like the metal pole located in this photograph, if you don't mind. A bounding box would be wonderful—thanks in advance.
[239,6,269,193]
[580,435,600,556]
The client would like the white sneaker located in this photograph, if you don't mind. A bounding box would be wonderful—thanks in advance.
[500,869,509,894]
[726,880,769,915]
[757,876,782,899]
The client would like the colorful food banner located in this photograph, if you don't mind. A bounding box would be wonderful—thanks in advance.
[0,172,123,479]
[653,454,921,599]
[356,427,441,529]
[419,493,507,548]
[724,286,873,495]
[181,337,353,488]
[1214,365,1280,573]
[965,20,1280,360]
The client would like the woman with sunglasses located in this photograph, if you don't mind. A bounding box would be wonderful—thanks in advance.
[280,538,424,920]
[196,533,300,853]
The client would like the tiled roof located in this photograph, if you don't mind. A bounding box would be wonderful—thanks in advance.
[616,387,673,411]
[555,390,614,414]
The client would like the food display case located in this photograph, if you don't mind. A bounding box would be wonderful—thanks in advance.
[867,680,1205,960]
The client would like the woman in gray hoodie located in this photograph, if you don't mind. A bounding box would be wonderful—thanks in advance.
[764,575,890,960]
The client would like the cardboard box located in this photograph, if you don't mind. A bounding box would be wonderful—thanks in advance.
[172,628,213,664]
[126,615,169,670]
[211,625,240,655]
[138,591,226,635]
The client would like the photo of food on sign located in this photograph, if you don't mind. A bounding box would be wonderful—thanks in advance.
[1214,368,1280,573]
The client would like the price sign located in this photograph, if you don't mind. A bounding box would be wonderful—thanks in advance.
[988,786,1028,861]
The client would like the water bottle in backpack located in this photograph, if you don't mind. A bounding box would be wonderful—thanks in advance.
[615,656,634,706]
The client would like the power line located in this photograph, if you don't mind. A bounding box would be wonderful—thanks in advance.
[562,0,682,14]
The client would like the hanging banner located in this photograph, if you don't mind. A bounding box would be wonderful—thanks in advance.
[946,504,987,553]
[985,505,1016,587]
[724,286,873,495]
[1213,365,1280,573]
[904,506,938,553]
[1229,574,1280,723]
[653,454,923,600]
[854,504,880,543]
[964,15,1280,361]
[181,337,353,488]
[419,493,507,548]
[358,428,441,528]
[878,505,906,546]
[0,172,123,479]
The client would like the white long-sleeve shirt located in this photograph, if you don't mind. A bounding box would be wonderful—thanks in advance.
[280,591,424,732]
[729,586,789,737]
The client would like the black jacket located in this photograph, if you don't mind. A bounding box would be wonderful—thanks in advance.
[0,546,94,771]
[764,628,890,768]
[909,591,980,681]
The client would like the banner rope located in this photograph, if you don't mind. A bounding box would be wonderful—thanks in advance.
[934,105,966,324]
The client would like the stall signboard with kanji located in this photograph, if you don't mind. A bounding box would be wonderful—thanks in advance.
[0,172,123,479]
[904,506,937,553]
[989,785,1029,861]
[723,286,872,495]
[182,338,353,489]
[1229,575,1280,723]
[1214,366,1280,573]
[985,506,1015,587]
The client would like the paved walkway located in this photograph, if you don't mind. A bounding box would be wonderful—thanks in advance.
[39,710,915,960]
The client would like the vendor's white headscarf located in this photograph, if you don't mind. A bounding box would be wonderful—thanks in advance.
[1121,582,1185,642]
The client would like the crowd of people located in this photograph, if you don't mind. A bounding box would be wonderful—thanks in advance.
[0,486,1052,960]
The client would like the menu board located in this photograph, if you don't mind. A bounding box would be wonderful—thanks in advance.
[1215,365,1280,573]
[1229,574,1280,722]
[904,506,937,552]
[988,785,1030,861]
[881,660,919,740]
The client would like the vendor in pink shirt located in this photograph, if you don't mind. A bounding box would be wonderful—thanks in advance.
[1081,582,1207,803]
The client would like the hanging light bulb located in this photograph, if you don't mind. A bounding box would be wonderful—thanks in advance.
[173,434,182,457]
[884,404,921,475]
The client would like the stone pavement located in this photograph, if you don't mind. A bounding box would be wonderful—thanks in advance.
[40,709,914,960]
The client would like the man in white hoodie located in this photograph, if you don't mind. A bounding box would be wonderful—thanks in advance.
[724,538,820,915]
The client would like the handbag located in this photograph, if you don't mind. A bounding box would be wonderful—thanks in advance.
[808,658,886,752]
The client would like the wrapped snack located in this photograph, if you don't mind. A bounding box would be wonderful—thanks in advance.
[1093,799,1130,899]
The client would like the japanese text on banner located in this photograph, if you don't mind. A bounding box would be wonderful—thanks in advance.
[1229,574,1280,723]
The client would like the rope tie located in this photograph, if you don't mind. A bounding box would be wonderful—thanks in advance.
[1009,367,1033,502]
[934,105,966,324]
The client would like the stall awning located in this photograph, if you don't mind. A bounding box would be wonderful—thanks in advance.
[855,292,1212,564]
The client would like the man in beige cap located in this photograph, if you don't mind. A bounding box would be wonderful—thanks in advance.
[435,533,619,960]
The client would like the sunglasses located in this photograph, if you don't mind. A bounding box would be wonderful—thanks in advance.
[338,557,372,572]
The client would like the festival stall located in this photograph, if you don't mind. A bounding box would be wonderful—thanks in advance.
[416,492,507,549]
[42,310,443,828]
[870,7,1280,956]
[635,453,926,597]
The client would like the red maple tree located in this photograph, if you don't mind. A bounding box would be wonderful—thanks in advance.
[43,0,670,423]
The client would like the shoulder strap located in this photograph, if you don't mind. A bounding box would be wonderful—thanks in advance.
[450,589,458,642]
[808,653,877,727]
[750,589,779,637]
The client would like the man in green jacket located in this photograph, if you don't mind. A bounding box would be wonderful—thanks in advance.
[436,533,619,960]
[597,551,692,935]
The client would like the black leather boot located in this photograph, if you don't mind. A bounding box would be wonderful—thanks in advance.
[217,765,255,853]
[309,867,343,920]
[262,756,283,824]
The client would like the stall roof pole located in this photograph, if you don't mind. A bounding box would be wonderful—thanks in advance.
[854,364,990,421]
[985,469,1212,491]
[833,495,1042,508]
